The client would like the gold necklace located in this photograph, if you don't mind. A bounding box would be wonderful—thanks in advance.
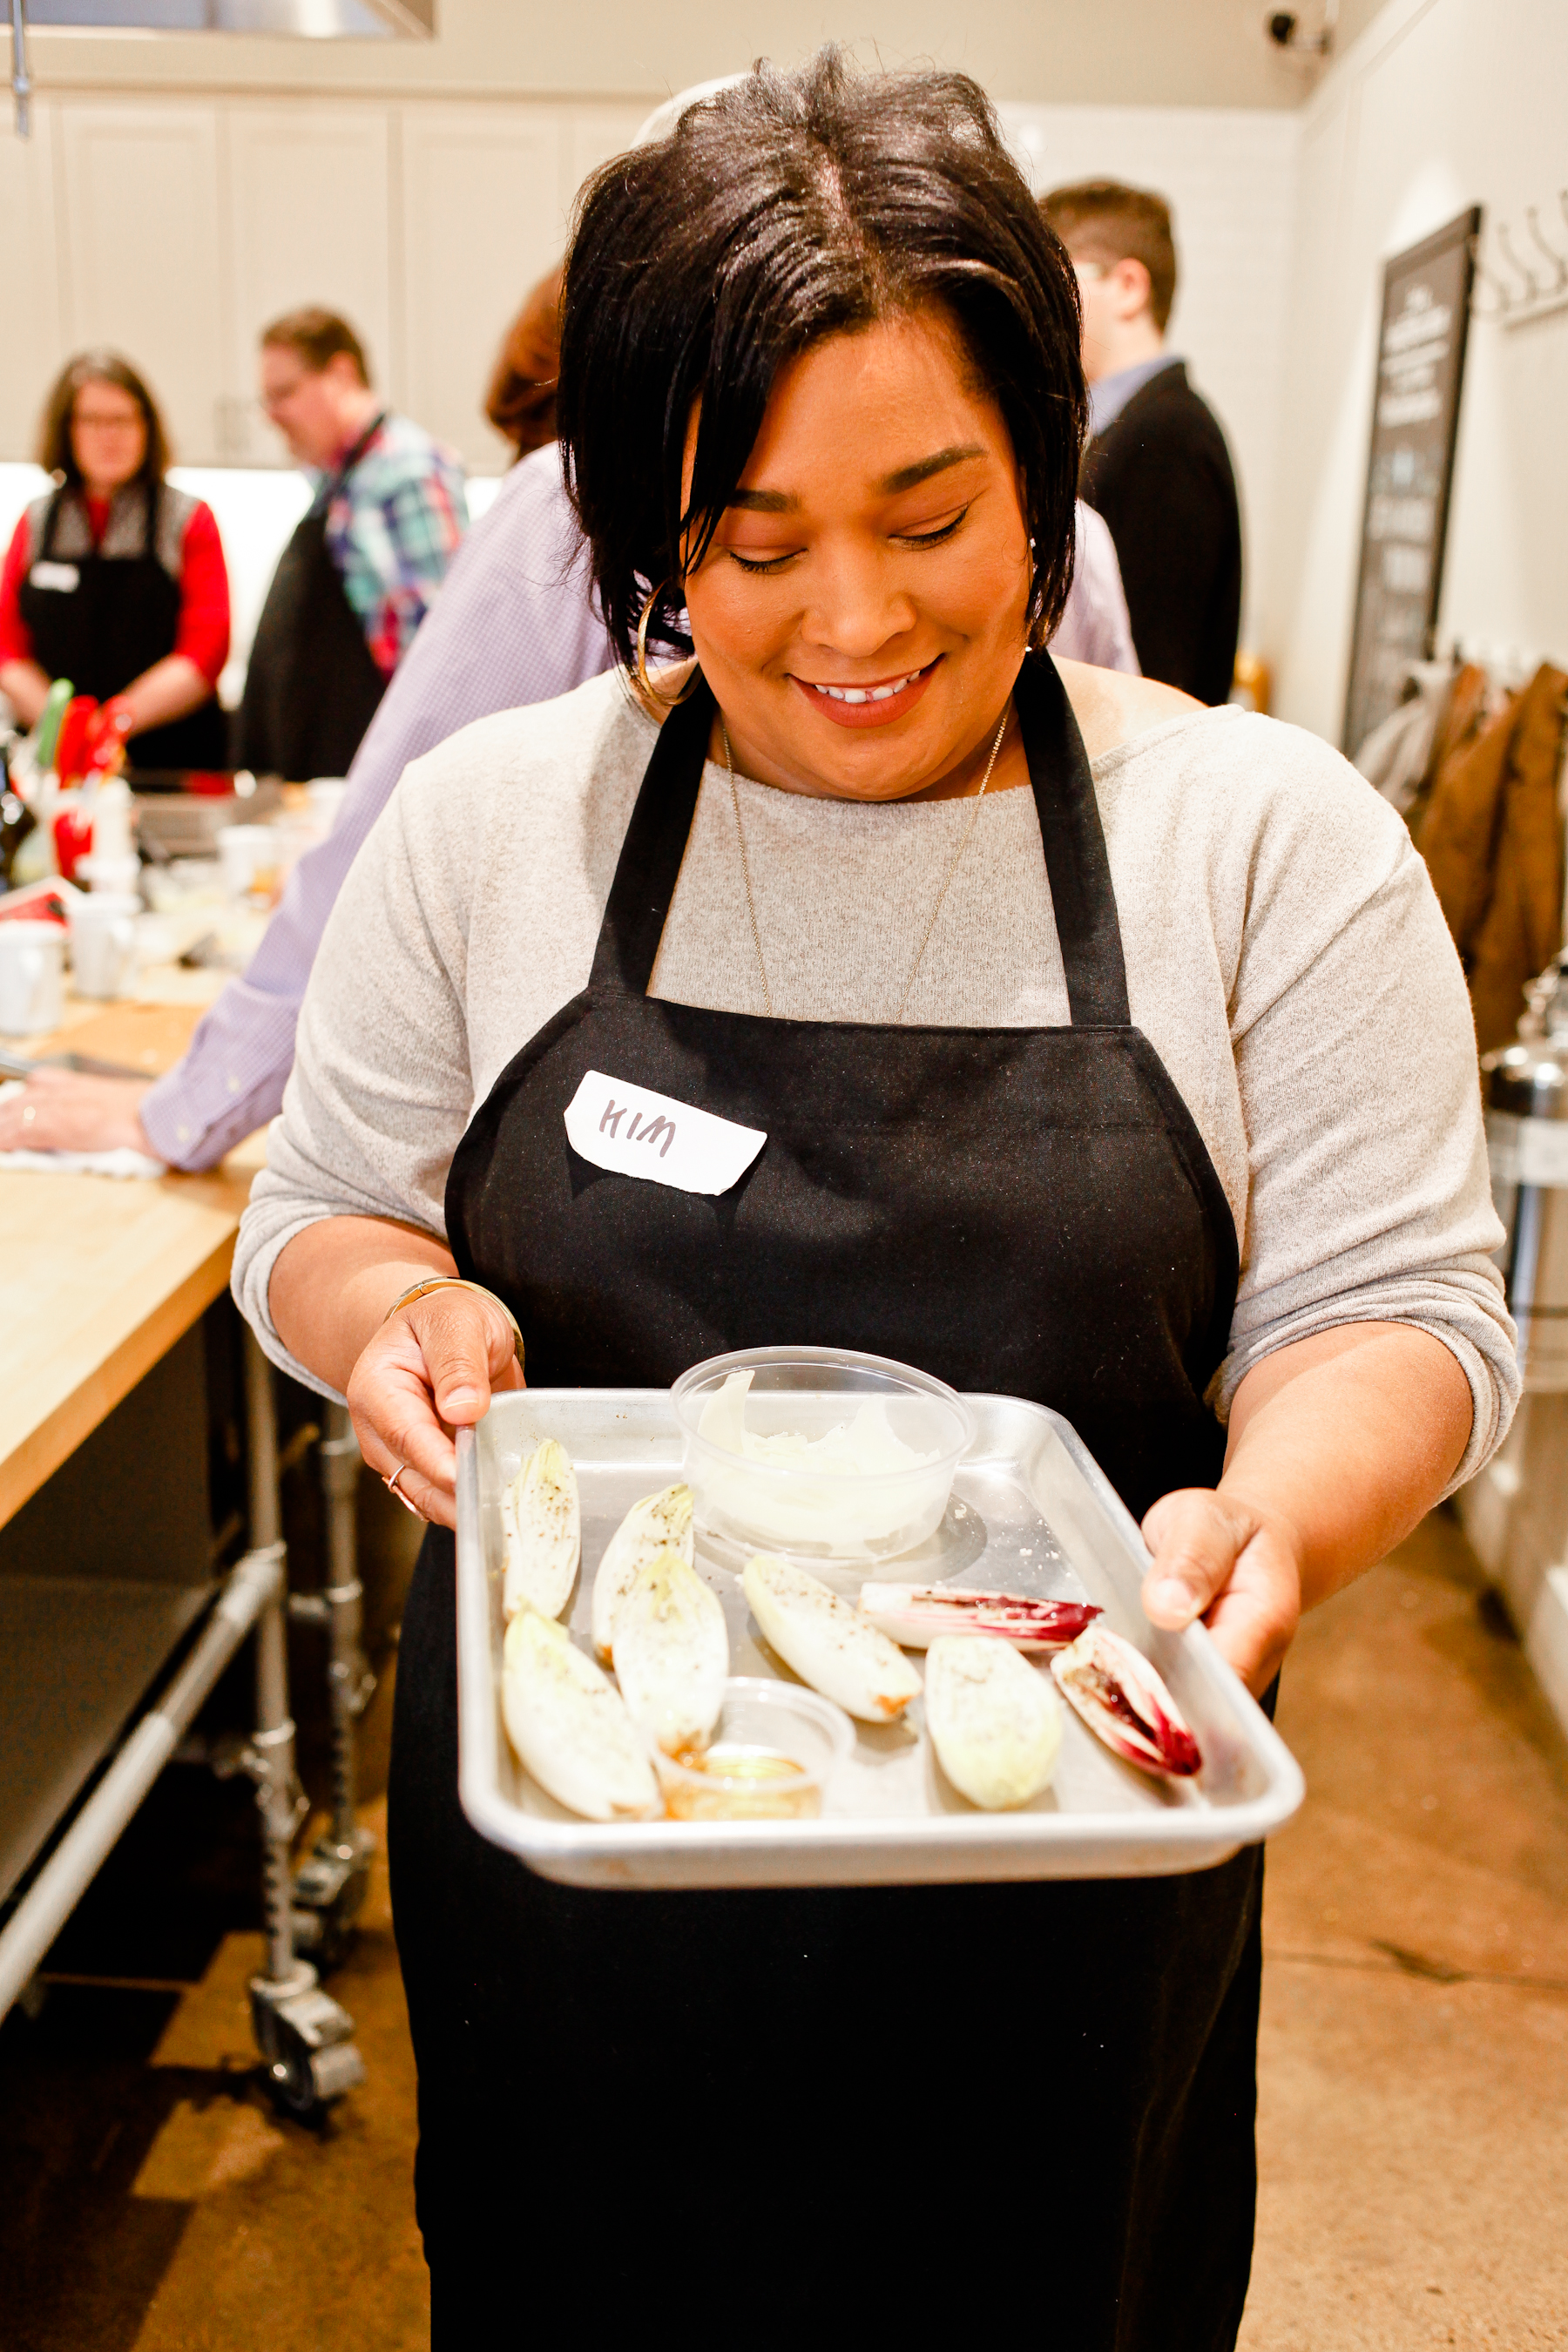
[720,703,1013,1025]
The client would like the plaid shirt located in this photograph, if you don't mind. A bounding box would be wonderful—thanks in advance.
[322,412,467,678]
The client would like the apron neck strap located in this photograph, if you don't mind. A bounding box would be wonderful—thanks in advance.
[1015,652,1131,1025]
[592,676,716,997]
[592,654,1131,1025]
[316,413,387,506]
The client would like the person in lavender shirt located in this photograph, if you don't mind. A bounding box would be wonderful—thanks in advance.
[0,449,1134,1168]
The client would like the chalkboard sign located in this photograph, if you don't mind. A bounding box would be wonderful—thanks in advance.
[1342,207,1481,756]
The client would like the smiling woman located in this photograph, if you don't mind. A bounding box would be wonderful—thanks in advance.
[231,47,1512,2352]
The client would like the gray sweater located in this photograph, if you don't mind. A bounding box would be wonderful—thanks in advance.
[234,666,1517,1488]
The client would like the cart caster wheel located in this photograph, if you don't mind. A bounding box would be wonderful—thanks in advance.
[250,1962,365,2117]
[266,2038,367,2118]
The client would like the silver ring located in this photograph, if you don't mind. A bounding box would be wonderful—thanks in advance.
[383,1463,423,1517]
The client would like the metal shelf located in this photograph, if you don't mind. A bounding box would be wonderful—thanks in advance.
[0,1573,216,1905]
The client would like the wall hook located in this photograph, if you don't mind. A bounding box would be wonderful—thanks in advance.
[1524,205,1568,292]
[1494,220,1540,303]
[1470,233,1514,321]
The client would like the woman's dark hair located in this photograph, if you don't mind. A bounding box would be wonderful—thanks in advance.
[558,49,1087,672]
[37,351,170,485]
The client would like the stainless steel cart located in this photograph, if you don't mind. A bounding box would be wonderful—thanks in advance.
[0,1330,363,2116]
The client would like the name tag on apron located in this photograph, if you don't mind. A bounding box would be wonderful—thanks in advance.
[30,561,79,592]
[563,1069,766,1195]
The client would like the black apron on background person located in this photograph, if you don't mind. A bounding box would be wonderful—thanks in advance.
[389,652,1260,2349]
[17,482,227,772]
[235,416,389,783]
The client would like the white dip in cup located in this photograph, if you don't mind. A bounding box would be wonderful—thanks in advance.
[672,1345,974,1571]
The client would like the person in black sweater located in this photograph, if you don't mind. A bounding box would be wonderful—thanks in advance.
[1040,180,1242,707]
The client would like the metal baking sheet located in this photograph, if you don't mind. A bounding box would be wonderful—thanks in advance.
[456,1389,1304,1890]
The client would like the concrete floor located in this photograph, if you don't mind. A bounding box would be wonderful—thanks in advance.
[3,1506,1565,2349]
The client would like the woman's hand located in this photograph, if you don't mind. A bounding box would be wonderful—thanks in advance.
[0,1068,152,1155]
[1141,1490,1302,1695]
[347,1287,524,1530]
[1138,1321,1475,1698]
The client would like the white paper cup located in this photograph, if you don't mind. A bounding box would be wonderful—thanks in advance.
[0,921,66,1037]
[217,823,280,906]
[68,892,142,1001]
[306,779,348,835]
[78,852,143,896]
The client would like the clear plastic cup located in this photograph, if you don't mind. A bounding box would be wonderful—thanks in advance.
[654,1679,853,1821]
[672,1344,974,1568]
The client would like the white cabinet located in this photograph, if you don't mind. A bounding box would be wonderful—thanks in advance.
[0,116,63,462]
[222,105,394,467]
[57,105,226,469]
[398,105,561,473]
[1,91,658,475]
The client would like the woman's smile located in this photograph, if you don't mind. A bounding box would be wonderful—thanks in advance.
[789,656,940,727]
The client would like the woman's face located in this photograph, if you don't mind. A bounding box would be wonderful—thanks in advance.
[70,380,148,497]
[681,307,1033,802]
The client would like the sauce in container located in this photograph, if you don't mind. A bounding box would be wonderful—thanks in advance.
[660,1743,817,1821]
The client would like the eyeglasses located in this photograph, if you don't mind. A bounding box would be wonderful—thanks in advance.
[259,379,309,416]
[1070,259,1111,286]
[73,409,144,431]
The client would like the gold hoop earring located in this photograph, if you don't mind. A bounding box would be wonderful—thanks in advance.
[634,580,699,706]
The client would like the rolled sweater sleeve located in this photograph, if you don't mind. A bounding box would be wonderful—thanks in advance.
[233,754,477,1399]
[1213,740,1517,1491]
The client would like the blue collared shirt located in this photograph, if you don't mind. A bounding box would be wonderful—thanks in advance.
[1088,354,1180,442]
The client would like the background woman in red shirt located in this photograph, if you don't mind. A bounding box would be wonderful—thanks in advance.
[0,352,231,771]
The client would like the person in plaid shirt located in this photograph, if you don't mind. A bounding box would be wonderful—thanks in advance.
[238,306,467,781]
[322,407,466,679]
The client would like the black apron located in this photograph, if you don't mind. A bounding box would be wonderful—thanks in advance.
[235,418,389,782]
[17,483,226,772]
[389,653,1260,2349]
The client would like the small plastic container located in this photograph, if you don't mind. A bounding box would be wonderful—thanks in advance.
[653,1679,853,1821]
[672,1344,975,1569]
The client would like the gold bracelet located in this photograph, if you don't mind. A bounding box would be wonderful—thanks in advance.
[383,1275,525,1373]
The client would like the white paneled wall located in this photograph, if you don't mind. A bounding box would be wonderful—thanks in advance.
[0,92,649,477]
[1261,0,1568,741]
[0,112,62,463]
[1000,103,1300,649]
[222,106,395,464]
[7,86,1312,677]
[57,105,226,470]
[399,105,563,474]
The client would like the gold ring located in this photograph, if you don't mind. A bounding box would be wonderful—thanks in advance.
[383,1463,422,1517]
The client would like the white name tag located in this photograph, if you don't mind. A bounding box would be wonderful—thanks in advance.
[30,561,79,592]
[563,1069,766,1196]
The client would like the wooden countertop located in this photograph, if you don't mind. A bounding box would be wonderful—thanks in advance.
[0,988,265,1531]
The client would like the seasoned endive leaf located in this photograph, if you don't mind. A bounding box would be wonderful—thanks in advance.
[591,1483,695,1665]
[502,1437,580,1623]
[1051,1625,1201,1778]
[742,1552,922,1722]
[502,1612,659,1821]
[612,1548,728,1757]
[859,1582,1101,1652]
[925,1635,1061,1810]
